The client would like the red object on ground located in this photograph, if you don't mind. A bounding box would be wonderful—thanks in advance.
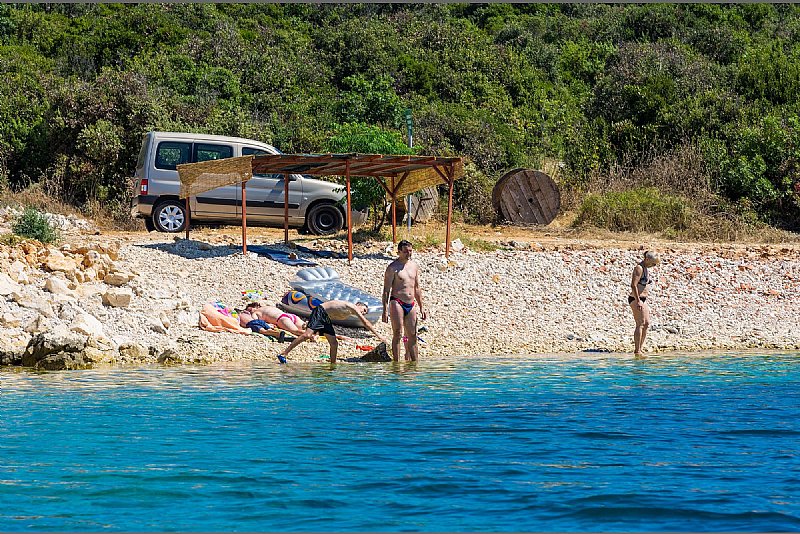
[356,345,374,351]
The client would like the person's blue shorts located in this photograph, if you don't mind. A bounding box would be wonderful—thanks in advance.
[246,319,270,333]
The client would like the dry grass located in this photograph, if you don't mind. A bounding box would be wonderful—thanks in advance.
[0,183,81,217]
[564,142,800,243]
[83,198,144,231]
[0,184,143,231]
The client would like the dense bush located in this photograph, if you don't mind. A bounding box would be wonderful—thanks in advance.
[1,4,800,231]
[12,206,60,243]
[574,187,694,234]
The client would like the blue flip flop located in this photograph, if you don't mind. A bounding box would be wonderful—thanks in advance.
[277,354,287,364]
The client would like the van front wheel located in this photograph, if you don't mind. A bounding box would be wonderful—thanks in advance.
[153,200,187,233]
[306,203,343,235]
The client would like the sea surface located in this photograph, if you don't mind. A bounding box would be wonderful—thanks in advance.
[1,353,800,532]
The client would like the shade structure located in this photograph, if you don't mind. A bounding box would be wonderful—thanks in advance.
[178,153,464,261]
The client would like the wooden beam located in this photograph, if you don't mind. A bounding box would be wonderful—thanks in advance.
[374,177,392,196]
[284,173,289,245]
[346,160,353,264]
[185,196,190,241]
[241,182,248,255]
[446,165,455,259]
[391,176,397,244]
[393,171,412,195]
[432,165,449,183]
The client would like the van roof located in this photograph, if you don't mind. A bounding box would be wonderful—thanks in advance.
[147,131,278,151]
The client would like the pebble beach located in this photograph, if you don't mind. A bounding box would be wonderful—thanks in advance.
[2,211,800,367]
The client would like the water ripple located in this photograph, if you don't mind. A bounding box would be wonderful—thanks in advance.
[2,353,800,531]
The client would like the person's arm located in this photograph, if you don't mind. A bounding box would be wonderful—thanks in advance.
[630,265,643,309]
[381,264,393,323]
[414,263,426,320]
[351,304,387,343]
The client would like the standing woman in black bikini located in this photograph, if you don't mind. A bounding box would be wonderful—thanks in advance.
[629,250,659,356]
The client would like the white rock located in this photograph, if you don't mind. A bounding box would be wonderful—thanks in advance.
[0,312,21,328]
[45,255,78,273]
[104,272,131,286]
[13,293,55,318]
[24,314,55,334]
[0,273,20,296]
[8,261,27,282]
[70,312,106,339]
[102,288,132,308]
[175,310,197,326]
[45,276,74,296]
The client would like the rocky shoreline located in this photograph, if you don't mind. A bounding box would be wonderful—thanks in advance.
[1,212,799,369]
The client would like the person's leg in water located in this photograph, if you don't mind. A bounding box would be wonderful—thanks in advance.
[324,333,338,363]
[630,299,650,355]
[403,304,419,361]
[278,326,316,363]
[388,299,405,362]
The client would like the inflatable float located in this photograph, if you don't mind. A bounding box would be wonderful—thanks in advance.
[277,267,383,328]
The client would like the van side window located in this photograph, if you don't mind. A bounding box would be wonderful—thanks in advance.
[242,147,270,157]
[155,142,191,170]
[243,146,280,179]
[195,143,233,162]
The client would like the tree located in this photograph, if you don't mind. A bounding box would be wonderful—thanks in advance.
[325,122,414,231]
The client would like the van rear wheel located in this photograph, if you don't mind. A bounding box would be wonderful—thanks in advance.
[153,200,187,233]
[306,202,344,235]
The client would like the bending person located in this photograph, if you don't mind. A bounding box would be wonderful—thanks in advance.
[382,240,426,362]
[629,250,660,356]
[278,300,386,364]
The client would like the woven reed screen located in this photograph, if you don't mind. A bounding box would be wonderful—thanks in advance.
[391,160,464,199]
[177,155,254,198]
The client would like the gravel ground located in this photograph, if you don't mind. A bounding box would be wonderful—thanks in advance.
[3,213,799,365]
[105,230,800,363]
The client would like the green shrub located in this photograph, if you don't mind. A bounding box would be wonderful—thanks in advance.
[453,162,496,225]
[325,122,414,231]
[12,206,60,244]
[0,233,24,246]
[574,187,694,233]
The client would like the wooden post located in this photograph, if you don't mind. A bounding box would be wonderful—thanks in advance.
[185,196,190,241]
[241,181,247,255]
[391,176,397,244]
[284,173,289,245]
[446,165,455,259]
[346,159,353,264]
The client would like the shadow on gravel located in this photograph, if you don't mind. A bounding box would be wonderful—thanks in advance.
[135,239,394,262]
[135,240,242,260]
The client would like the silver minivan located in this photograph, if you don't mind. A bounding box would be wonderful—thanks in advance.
[131,131,348,234]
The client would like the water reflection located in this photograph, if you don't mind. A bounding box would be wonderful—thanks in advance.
[2,351,799,393]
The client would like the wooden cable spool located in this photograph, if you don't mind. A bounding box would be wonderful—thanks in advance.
[492,168,561,225]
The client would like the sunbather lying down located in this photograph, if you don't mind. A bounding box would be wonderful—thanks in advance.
[236,304,288,342]
[242,301,308,337]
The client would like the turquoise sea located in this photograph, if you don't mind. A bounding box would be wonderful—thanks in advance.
[1,353,799,532]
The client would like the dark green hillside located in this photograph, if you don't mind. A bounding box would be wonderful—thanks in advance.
[1,3,799,233]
